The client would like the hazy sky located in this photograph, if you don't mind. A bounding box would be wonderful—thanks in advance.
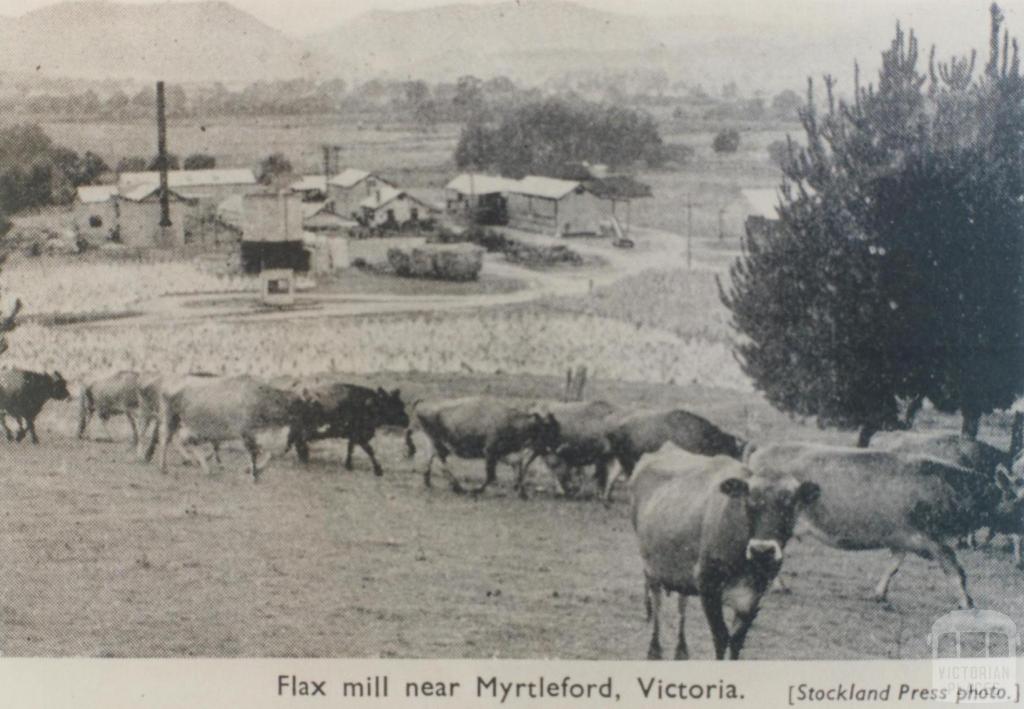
[0,0,1015,44]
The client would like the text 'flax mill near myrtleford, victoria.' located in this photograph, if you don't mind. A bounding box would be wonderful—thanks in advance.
[0,0,1020,705]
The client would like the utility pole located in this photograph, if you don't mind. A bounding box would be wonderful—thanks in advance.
[718,206,725,241]
[686,196,693,270]
[156,81,171,228]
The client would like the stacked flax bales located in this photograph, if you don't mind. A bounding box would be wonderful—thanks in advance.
[388,243,484,281]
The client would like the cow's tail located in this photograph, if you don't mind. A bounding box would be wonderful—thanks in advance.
[77,385,93,439]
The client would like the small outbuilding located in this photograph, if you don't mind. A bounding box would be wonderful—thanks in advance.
[74,185,120,240]
[115,183,198,247]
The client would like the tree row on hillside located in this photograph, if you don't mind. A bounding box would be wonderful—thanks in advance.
[723,4,1024,443]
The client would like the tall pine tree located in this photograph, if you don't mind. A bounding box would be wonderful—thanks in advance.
[722,5,1024,444]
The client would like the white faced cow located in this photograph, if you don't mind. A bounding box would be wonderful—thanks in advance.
[749,443,1024,609]
[630,443,819,660]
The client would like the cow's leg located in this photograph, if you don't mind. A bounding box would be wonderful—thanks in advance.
[934,543,973,609]
[436,451,466,494]
[470,453,499,495]
[158,414,178,474]
[645,579,663,660]
[700,589,730,660]
[908,537,973,609]
[141,418,160,462]
[13,417,27,442]
[603,459,627,507]
[726,594,760,660]
[873,550,906,602]
[180,441,212,476]
[404,428,416,458]
[0,415,13,441]
[125,412,139,449]
[344,439,355,470]
[100,415,114,442]
[243,433,263,481]
[359,440,383,476]
[674,594,689,660]
[212,442,222,466]
[514,450,540,500]
[1013,535,1022,569]
[26,417,39,444]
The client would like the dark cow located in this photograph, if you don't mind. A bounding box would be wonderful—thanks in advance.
[78,370,145,446]
[631,443,819,660]
[749,443,1024,609]
[284,380,409,476]
[605,408,751,502]
[875,432,1023,567]
[0,368,71,443]
[409,396,560,495]
[531,399,622,496]
[157,375,306,481]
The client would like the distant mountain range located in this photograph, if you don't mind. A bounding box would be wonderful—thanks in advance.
[0,0,995,92]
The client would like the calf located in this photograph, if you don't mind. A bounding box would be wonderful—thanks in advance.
[606,408,751,502]
[285,380,409,476]
[78,371,145,446]
[0,368,71,443]
[409,396,560,495]
[631,443,819,660]
[749,443,1024,609]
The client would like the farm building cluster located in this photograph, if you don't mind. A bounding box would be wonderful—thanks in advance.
[72,158,653,280]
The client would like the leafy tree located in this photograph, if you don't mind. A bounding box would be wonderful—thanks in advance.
[766,139,790,168]
[116,156,148,173]
[146,153,180,171]
[77,151,109,184]
[712,128,741,153]
[257,152,293,185]
[771,89,803,119]
[183,153,216,170]
[721,6,1024,443]
[454,98,663,176]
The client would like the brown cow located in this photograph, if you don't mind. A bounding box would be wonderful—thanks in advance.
[606,408,752,502]
[409,396,560,495]
[0,368,71,443]
[631,443,819,660]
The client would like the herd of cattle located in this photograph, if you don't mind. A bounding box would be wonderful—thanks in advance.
[1,365,1023,661]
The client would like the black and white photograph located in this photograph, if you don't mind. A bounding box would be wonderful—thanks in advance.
[0,0,1019,669]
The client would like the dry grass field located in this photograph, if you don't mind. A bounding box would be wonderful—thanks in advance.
[3,371,1021,659]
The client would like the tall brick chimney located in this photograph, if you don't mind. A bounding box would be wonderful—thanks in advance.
[156,81,171,228]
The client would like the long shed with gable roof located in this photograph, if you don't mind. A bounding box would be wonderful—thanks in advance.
[506,176,608,236]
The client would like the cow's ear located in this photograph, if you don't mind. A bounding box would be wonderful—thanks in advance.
[995,465,1015,495]
[796,481,821,506]
[720,478,749,498]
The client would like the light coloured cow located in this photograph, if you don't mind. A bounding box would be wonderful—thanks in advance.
[631,443,819,660]
[749,443,1024,609]
[157,375,304,481]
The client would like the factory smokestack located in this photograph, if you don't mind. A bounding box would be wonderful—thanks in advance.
[156,81,171,228]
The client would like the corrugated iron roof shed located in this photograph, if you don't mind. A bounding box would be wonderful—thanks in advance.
[118,183,192,202]
[328,168,372,189]
[510,176,581,200]
[445,173,519,195]
[118,168,257,192]
[290,175,327,192]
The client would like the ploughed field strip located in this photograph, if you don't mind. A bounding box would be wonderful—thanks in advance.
[0,371,1020,659]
